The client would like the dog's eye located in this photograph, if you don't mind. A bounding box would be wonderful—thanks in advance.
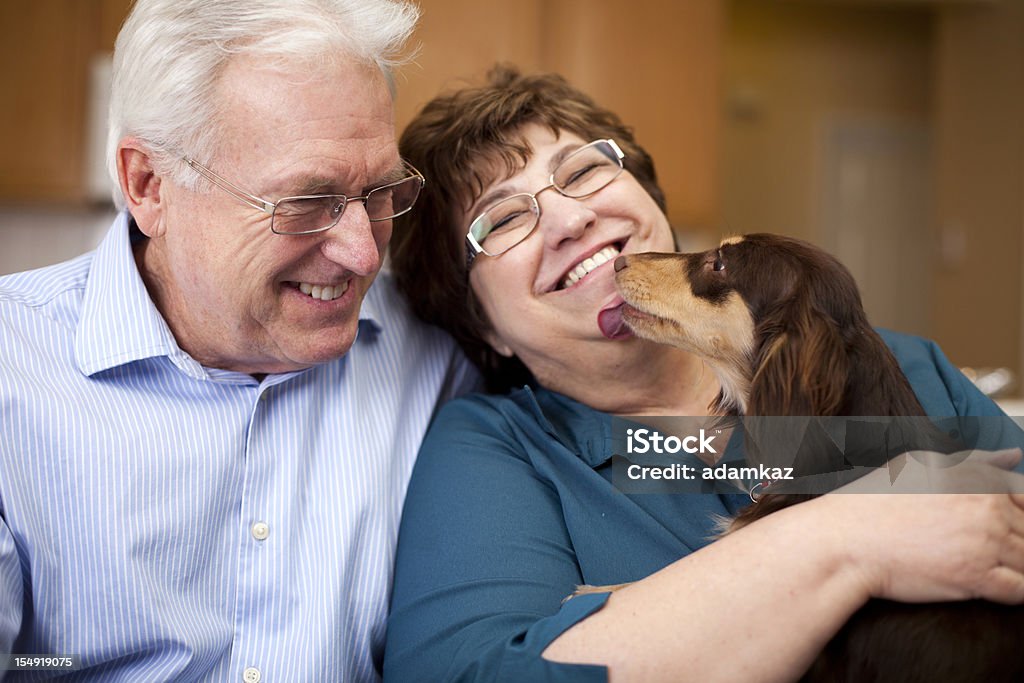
[713,257,725,272]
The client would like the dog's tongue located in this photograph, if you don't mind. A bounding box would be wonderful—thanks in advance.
[598,302,633,340]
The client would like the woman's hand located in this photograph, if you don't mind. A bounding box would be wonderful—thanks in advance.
[827,447,1024,605]
[546,448,1024,683]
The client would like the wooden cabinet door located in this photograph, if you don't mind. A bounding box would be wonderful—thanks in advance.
[0,0,129,204]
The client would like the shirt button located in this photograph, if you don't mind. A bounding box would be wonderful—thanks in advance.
[251,521,270,541]
[243,667,261,683]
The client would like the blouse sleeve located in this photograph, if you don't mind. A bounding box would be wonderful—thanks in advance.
[881,330,1024,454]
[383,396,610,683]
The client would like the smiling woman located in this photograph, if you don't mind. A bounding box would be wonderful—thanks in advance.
[391,66,668,397]
[383,65,1024,683]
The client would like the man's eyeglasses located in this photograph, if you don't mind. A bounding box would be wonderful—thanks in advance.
[183,157,425,235]
[465,138,624,269]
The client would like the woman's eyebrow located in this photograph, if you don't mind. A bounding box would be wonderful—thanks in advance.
[468,143,584,218]
[470,186,511,217]
[547,144,577,173]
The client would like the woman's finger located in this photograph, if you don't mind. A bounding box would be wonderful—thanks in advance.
[979,565,1024,604]
[963,447,1023,470]
[999,531,1024,574]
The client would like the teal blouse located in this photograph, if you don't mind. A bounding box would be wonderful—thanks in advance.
[383,331,1019,682]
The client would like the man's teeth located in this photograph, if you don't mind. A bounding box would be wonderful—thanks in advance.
[297,281,349,301]
[562,245,621,289]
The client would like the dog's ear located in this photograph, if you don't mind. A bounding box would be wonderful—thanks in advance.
[749,305,849,416]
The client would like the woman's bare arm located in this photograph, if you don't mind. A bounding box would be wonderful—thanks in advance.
[545,454,1024,683]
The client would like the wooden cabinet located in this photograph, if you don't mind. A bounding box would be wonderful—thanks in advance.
[0,0,130,204]
[397,0,723,232]
[1,0,722,228]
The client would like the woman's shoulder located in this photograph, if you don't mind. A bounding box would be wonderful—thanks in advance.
[424,385,611,472]
[426,386,555,452]
[878,328,1002,418]
[435,386,542,423]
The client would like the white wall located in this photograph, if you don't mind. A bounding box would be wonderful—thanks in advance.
[0,208,113,276]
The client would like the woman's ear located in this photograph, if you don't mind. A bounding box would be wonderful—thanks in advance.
[117,137,166,238]
[483,329,514,358]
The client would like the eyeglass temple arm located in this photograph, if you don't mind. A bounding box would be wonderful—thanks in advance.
[465,236,482,271]
[184,158,275,214]
[606,139,625,160]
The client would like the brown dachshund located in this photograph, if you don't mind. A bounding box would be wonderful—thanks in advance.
[613,233,1024,683]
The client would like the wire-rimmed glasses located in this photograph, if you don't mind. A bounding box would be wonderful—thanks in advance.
[183,157,425,235]
[464,138,624,269]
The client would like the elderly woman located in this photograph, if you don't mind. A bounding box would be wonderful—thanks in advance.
[383,66,1024,682]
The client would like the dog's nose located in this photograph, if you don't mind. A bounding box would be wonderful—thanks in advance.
[614,256,628,272]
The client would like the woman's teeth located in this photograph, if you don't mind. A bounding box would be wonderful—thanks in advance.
[297,281,348,301]
[561,245,621,290]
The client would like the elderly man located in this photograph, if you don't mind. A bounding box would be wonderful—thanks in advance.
[0,1,473,680]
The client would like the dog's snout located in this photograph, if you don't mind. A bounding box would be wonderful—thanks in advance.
[614,256,628,272]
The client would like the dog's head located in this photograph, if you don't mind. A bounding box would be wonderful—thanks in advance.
[614,233,911,417]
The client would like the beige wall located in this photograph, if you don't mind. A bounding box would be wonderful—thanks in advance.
[721,0,1024,382]
[721,0,932,242]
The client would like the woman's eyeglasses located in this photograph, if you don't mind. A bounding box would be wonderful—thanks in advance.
[465,139,625,269]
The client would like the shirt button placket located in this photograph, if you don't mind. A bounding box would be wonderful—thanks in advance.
[251,521,270,541]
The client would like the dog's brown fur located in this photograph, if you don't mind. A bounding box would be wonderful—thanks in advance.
[613,233,1024,683]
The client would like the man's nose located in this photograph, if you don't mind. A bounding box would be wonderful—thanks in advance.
[319,202,386,276]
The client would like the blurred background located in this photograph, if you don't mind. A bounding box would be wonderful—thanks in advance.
[1,0,1021,408]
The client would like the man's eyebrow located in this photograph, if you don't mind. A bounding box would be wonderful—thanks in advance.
[377,163,410,185]
[272,164,407,198]
[270,175,338,198]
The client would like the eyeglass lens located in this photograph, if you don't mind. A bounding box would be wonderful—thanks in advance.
[471,140,622,255]
[272,175,423,234]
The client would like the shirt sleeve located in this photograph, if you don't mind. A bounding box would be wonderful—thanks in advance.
[885,330,1024,453]
[384,397,610,683]
[921,336,1023,450]
[0,510,23,657]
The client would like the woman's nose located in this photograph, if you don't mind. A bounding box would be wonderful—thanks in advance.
[537,191,597,248]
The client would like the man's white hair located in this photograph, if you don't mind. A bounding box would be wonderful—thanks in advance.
[107,0,419,208]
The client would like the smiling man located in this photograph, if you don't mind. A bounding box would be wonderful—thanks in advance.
[0,1,474,680]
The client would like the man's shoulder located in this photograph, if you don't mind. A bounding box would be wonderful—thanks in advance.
[363,271,455,352]
[355,271,481,398]
[0,253,94,328]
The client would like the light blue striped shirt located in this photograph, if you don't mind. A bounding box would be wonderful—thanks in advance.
[0,213,475,681]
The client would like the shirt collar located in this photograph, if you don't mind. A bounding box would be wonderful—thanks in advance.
[75,212,382,379]
[75,213,189,377]
[511,385,751,470]
[511,386,616,468]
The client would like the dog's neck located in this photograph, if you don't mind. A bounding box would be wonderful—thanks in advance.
[707,361,750,415]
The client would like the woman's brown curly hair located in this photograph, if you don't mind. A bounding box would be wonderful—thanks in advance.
[390,65,668,393]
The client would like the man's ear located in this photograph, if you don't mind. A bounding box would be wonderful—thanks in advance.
[117,137,166,238]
